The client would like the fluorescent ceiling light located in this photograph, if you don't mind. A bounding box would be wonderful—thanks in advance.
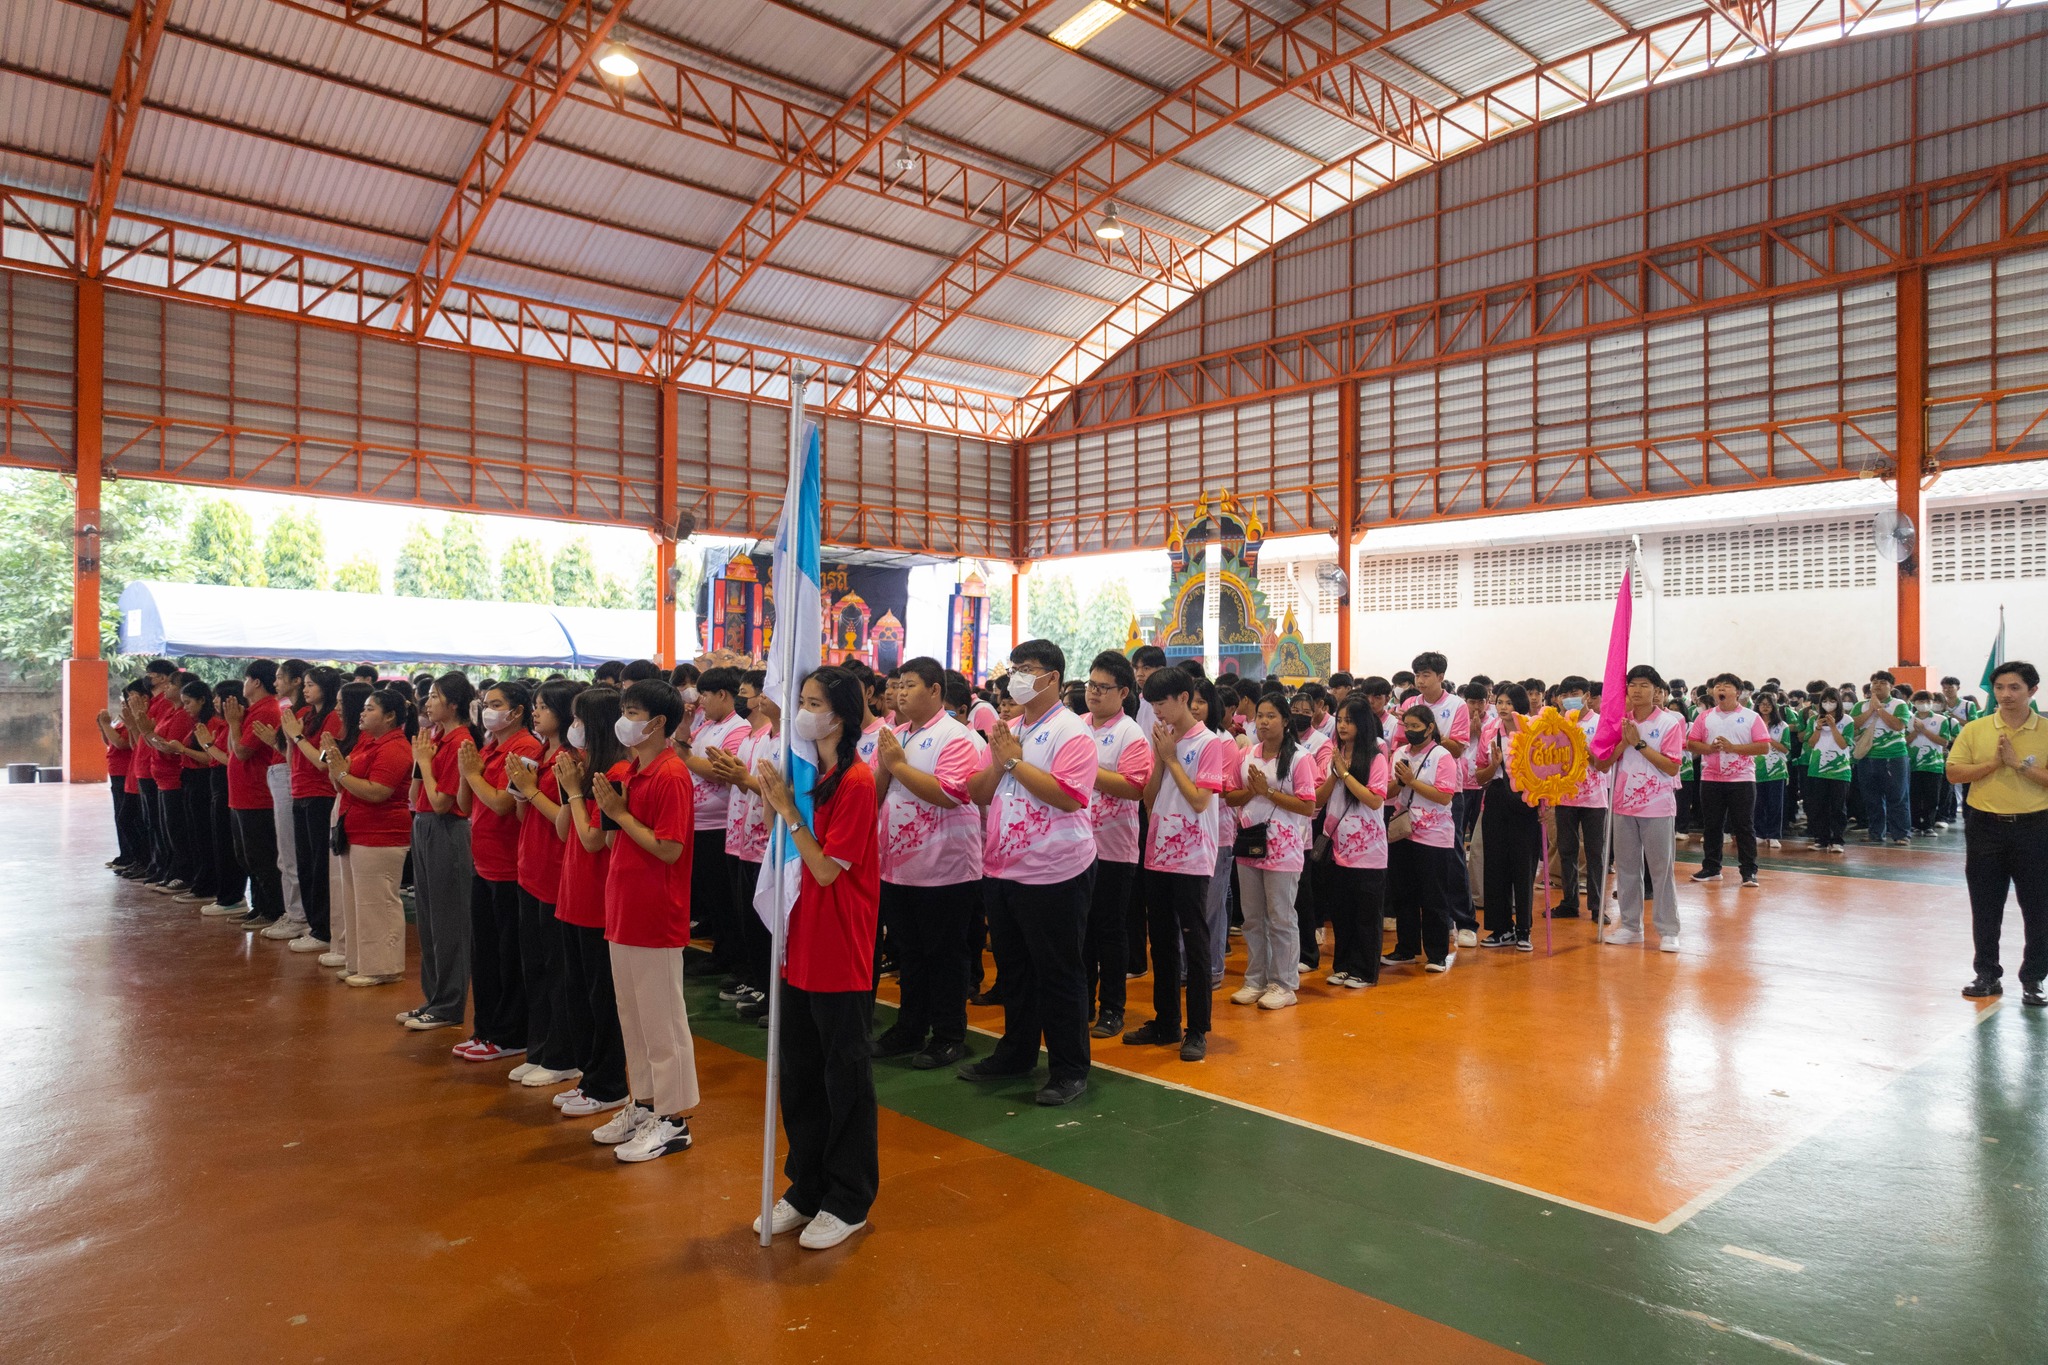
[597,46,639,78]
[1050,0,1124,49]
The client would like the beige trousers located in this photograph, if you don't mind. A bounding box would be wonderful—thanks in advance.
[338,843,408,979]
[610,943,701,1116]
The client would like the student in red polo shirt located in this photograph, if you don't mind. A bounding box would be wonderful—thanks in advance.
[162,678,222,908]
[753,666,881,1252]
[453,680,544,1066]
[586,678,699,1163]
[547,686,631,1119]
[141,671,197,897]
[320,688,416,986]
[276,666,346,953]
[401,673,479,1034]
[96,693,144,873]
[503,678,585,1091]
[223,660,289,929]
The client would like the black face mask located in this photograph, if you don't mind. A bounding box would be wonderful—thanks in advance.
[1405,730,1427,746]
[734,696,752,720]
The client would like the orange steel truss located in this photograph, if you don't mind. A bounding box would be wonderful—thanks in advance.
[78,0,173,276]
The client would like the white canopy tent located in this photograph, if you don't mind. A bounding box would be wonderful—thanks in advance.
[116,581,657,669]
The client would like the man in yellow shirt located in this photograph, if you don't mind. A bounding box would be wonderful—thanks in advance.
[1949,661,2048,1006]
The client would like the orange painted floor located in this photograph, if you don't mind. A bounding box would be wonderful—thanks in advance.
[926,843,1989,1228]
[0,787,1523,1365]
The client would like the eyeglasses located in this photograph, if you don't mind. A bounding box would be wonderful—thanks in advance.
[1083,681,1121,694]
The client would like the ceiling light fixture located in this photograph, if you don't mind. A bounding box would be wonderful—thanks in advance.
[1093,202,1125,240]
[1050,0,1125,50]
[892,142,916,175]
[597,46,639,79]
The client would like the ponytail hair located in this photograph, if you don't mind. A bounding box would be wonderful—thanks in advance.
[803,666,866,810]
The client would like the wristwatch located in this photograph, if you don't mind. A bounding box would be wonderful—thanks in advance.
[1633,741,1647,751]
[1003,757,1021,773]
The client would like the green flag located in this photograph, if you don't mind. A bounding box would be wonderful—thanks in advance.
[1979,606,2006,692]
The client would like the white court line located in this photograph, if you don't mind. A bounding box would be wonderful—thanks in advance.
[1721,1244,1805,1273]
[938,996,2003,1235]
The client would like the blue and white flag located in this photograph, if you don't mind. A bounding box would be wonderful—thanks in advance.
[754,393,822,936]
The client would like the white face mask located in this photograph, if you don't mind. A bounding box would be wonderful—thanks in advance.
[1915,703,1932,714]
[680,687,700,705]
[1006,671,1043,704]
[566,720,586,748]
[1559,694,1584,712]
[1822,701,1838,713]
[480,706,512,733]
[793,707,838,744]
[614,715,654,746]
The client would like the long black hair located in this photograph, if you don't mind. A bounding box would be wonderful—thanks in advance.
[1254,693,1297,780]
[535,679,585,747]
[303,664,343,736]
[1192,677,1223,734]
[336,681,373,753]
[431,670,481,744]
[803,665,866,809]
[1336,695,1381,782]
[1400,702,1441,748]
[485,678,535,736]
[567,687,625,798]
[178,678,216,724]
[365,686,418,741]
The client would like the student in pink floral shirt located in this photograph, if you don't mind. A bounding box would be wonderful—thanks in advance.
[1607,665,1687,952]
[1320,697,1391,987]
[1226,695,1320,1010]
[1383,704,1463,973]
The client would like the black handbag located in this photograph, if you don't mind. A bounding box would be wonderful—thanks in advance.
[1232,821,1269,859]
[330,820,349,855]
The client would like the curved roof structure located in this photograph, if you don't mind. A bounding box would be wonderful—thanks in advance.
[0,0,2015,441]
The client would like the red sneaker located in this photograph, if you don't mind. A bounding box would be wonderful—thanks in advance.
[457,1041,526,1063]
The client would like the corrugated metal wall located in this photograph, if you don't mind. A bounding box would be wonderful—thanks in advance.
[0,270,73,474]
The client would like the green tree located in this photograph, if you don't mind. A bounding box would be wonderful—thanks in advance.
[261,507,327,590]
[186,497,262,586]
[597,573,634,611]
[986,578,1010,626]
[1076,577,1136,666]
[393,521,443,598]
[550,537,600,607]
[332,554,382,594]
[1024,572,1081,663]
[0,471,188,679]
[500,537,552,603]
[438,516,493,601]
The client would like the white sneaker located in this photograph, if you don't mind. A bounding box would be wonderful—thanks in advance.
[551,1087,581,1109]
[508,1062,538,1082]
[318,951,347,968]
[798,1211,865,1250]
[1230,983,1264,1006]
[172,891,207,904]
[403,1012,460,1031]
[592,1103,653,1144]
[200,901,246,917]
[1425,952,1456,974]
[260,919,304,941]
[287,935,328,953]
[1605,925,1644,945]
[522,1066,582,1088]
[615,1116,692,1163]
[1768,839,1782,849]
[344,973,399,987]
[561,1091,628,1117]
[1455,928,1478,948]
[1659,936,1682,954]
[1257,986,1297,1010]
[753,1198,814,1236]
[1336,973,1370,989]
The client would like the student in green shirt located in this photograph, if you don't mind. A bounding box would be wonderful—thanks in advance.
[1852,670,1914,845]
[1907,690,1954,834]
[1755,693,1792,847]
[1805,687,1856,850]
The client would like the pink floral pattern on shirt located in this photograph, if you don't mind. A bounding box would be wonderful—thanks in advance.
[1611,710,1685,818]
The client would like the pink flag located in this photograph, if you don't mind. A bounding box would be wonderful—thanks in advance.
[1591,568,1632,761]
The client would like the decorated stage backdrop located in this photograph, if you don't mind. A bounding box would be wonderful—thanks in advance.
[695,550,911,669]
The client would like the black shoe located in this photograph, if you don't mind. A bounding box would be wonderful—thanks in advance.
[965,988,990,1006]
[1962,977,2003,1000]
[1380,950,1418,966]
[1035,1076,1087,1106]
[1179,1031,1207,1062]
[717,977,745,1002]
[1513,933,1533,953]
[869,1029,923,1059]
[1480,930,1515,948]
[911,1040,968,1070]
[956,1057,1033,1082]
[1089,1011,1124,1040]
[2023,984,2046,1009]
[1122,1020,1182,1047]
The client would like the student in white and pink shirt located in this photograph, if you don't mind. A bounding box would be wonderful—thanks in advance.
[1226,694,1320,1009]
[870,657,986,1070]
[706,670,776,1013]
[966,694,999,737]
[1319,697,1391,987]
[1608,665,1687,950]
[1474,685,1540,952]
[1127,666,1237,1061]
[1081,651,1151,1039]
[958,640,1098,1108]
[680,666,750,982]
[1402,651,1476,945]
[1125,645,1168,979]
[1552,674,1612,919]
[1685,671,1770,889]
[1384,703,1463,973]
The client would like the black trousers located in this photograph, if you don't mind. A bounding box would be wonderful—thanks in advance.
[1698,780,1758,876]
[110,777,142,866]
[779,983,880,1226]
[1389,840,1458,964]
[1554,805,1606,916]
[161,783,198,887]
[469,875,527,1048]
[179,782,218,900]
[880,880,974,1047]
[691,829,736,971]
[1910,769,1944,832]
[1085,858,1137,1018]
[1296,850,1327,971]
[1481,782,1539,937]
[1806,778,1849,846]
[730,856,769,991]
[984,869,1094,1083]
[1144,868,1213,1036]
[231,806,285,922]
[557,918,627,1102]
[292,795,334,941]
[1326,862,1385,984]
[1966,808,2048,987]
[137,777,165,879]
[1126,806,1151,975]
[517,888,569,1069]
[208,769,245,906]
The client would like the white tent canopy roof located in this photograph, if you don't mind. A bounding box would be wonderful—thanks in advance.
[117,581,656,669]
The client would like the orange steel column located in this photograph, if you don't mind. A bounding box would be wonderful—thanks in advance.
[1009,439,1025,654]
[65,279,109,783]
[654,379,679,668]
[1893,265,1927,693]
[1335,379,1357,675]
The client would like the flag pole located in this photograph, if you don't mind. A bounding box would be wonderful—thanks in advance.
[758,368,809,1248]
